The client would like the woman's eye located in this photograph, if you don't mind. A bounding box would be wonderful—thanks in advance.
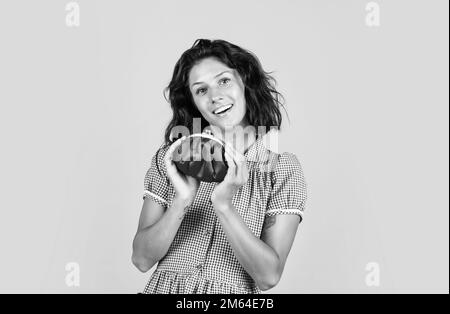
[196,88,207,95]
[219,78,231,85]
[195,78,230,95]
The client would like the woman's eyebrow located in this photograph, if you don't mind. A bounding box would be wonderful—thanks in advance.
[191,70,232,88]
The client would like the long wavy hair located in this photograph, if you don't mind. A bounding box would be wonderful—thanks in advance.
[163,39,287,145]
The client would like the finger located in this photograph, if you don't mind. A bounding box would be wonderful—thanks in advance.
[224,148,236,169]
[223,148,237,177]
[231,154,246,182]
[224,144,247,182]
[222,141,236,159]
[238,162,249,183]
[234,150,246,165]
[221,139,244,176]
[186,175,200,188]
[223,141,246,164]
[165,136,186,163]
[224,145,236,165]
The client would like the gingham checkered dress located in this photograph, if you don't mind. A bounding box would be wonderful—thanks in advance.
[141,135,307,294]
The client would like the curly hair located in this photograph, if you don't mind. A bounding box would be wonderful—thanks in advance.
[163,39,287,145]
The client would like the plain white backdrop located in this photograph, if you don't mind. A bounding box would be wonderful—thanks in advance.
[0,0,448,293]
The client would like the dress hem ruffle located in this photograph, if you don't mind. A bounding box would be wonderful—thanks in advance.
[143,269,262,294]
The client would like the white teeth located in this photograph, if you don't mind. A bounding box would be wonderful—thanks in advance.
[214,104,233,115]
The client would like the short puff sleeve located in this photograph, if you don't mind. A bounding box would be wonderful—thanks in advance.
[265,152,307,223]
[143,144,171,208]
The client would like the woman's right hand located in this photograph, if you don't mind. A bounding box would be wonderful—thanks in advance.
[164,136,200,206]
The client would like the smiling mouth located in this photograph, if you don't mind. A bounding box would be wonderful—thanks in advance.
[213,104,234,116]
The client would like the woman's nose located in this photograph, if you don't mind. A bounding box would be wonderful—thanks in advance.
[211,89,224,104]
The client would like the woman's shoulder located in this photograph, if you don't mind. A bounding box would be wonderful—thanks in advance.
[157,141,171,155]
[277,151,302,167]
[146,141,172,178]
[261,151,302,181]
[151,141,171,161]
[255,130,304,172]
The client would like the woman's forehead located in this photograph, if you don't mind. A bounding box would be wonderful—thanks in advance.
[189,58,235,85]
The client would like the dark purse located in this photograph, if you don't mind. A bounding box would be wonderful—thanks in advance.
[172,133,229,183]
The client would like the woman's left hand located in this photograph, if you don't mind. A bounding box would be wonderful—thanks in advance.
[211,143,249,212]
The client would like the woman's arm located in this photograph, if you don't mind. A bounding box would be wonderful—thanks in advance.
[211,144,301,290]
[132,196,190,273]
[133,137,200,273]
[214,203,300,291]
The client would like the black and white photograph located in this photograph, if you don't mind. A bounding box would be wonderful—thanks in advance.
[0,0,448,297]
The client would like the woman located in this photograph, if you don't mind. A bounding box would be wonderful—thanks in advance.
[132,39,307,294]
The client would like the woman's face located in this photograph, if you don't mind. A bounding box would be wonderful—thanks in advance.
[188,57,248,133]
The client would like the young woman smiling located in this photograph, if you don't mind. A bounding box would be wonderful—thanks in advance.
[132,39,307,294]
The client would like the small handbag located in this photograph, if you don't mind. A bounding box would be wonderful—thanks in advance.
[172,133,229,183]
